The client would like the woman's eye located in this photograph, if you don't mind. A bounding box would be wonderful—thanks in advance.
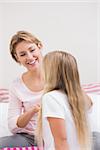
[30,49,35,52]
[20,53,26,56]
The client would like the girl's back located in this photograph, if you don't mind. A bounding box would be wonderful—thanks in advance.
[42,90,80,150]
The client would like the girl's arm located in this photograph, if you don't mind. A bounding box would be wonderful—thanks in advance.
[47,117,69,150]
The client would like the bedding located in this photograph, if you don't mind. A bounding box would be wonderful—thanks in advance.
[82,83,100,95]
[88,94,100,132]
[1,147,41,150]
[0,89,9,103]
[0,103,12,137]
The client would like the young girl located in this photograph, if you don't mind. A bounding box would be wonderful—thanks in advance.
[37,51,92,150]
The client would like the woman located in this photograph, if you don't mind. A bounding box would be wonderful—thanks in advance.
[0,31,44,148]
[37,51,92,150]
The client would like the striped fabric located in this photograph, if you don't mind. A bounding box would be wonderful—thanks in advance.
[0,89,9,103]
[1,147,41,150]
[82,83,100,95]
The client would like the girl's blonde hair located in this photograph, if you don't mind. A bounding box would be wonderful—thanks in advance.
[36,51,91,149]
[10,31,43,62]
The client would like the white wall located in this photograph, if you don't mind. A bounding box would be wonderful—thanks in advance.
[0,1,99,88]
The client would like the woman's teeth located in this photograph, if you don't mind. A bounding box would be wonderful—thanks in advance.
[28,60,36,65]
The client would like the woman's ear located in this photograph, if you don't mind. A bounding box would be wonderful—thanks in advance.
[38,42,43,49]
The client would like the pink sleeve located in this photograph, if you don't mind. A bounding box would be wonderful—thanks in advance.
[8,86,23,133]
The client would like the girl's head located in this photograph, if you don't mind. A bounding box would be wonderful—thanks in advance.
[10,31,43,71]
[43,50,81,93]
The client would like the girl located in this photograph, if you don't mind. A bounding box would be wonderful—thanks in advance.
[37,51,92,150]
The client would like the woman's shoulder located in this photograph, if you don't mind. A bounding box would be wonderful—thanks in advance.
[9,75,23,91]
[11,76,22,86]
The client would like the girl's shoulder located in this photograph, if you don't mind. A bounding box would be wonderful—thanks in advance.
[44,90,66,97]
[43,90,68,105]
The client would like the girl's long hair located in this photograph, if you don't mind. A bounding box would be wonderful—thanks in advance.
[36,51,91,149]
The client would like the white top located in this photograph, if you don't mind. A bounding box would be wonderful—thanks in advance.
[8,76,43,135]
[42,90,80,150]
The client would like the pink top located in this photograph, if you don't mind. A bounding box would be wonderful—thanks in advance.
[8,76,43,135]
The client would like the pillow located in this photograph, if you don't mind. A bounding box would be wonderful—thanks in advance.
[88,94,100,132]
[0,103,12,137]
[82,83,100,95]
[0,89,9,103]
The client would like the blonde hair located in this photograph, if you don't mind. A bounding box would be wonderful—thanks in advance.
[36,51,91,149]
[10,31,43,62]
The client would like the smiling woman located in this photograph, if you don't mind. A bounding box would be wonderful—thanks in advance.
[0,31,44,148]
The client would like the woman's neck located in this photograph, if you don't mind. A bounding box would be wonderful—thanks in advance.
[22,70,44,92]
[25,69,43,79]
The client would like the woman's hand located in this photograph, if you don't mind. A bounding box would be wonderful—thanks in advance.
[33,104,41,113]
[17,103,41,128]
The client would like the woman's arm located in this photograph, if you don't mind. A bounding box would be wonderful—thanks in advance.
[8,88,40,131]
[8,89,23,132]
[17,104,40,128]
[47,117,69,150]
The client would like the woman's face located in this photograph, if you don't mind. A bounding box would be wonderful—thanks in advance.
[15,41,43,71]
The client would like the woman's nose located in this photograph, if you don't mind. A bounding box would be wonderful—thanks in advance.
[27,52,33,59]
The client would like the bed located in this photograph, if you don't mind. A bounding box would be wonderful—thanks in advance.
[0,83,100,149]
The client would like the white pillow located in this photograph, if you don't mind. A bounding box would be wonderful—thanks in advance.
[0,102,12,137]
[88,94,100,132]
